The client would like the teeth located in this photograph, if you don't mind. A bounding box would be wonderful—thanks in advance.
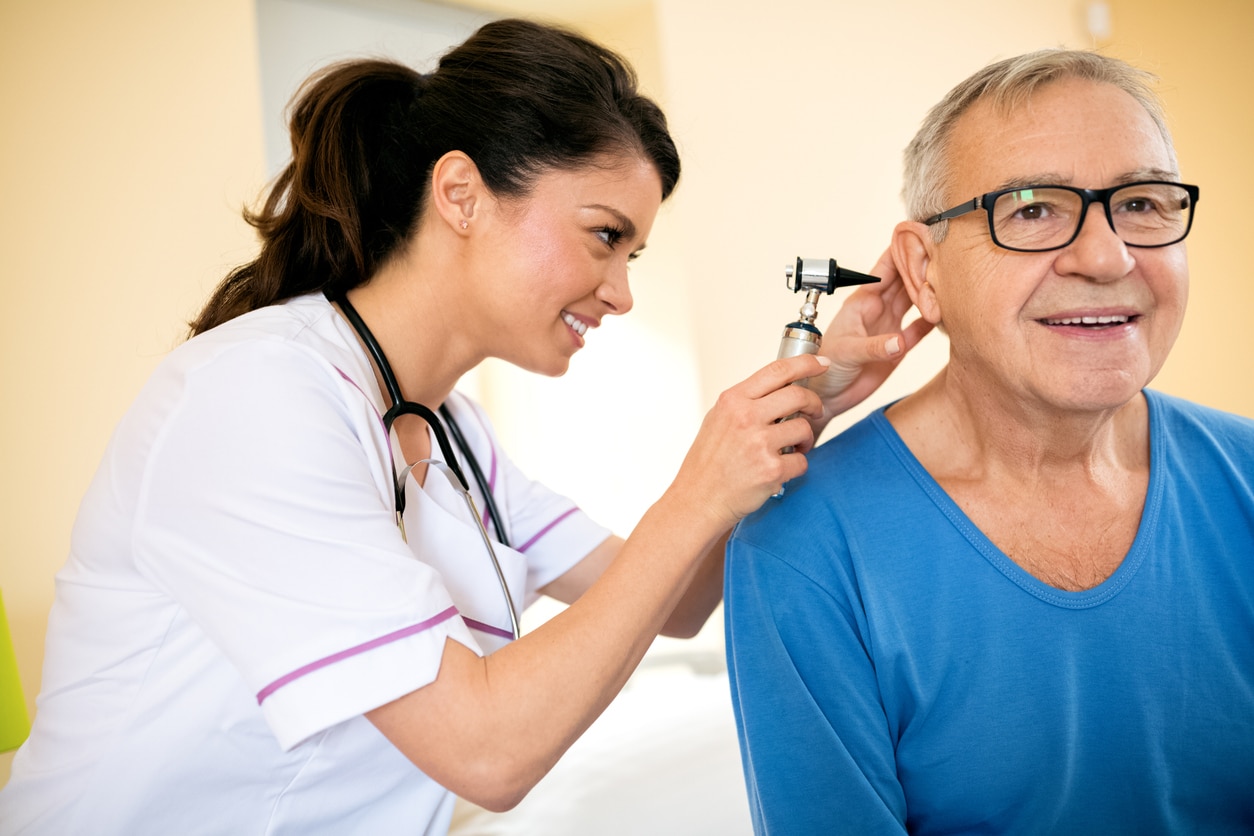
[1045,315,1130,326]
[562,311,588,336]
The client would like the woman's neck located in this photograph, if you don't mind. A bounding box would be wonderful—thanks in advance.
[341,255,478,410]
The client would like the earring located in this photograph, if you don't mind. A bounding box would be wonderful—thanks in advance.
[460,220,469,230]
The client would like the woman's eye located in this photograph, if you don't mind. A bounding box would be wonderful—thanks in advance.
[596,226,625,247]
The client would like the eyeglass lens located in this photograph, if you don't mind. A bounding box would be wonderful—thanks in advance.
[991,183,1194,251]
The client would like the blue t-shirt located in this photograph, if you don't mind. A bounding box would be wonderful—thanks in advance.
[725,390,1254,835]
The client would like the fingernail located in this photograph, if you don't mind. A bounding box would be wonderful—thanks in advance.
[885,336,901,355]
[815,355,832,367]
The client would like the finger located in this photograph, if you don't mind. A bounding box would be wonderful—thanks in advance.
[753,378,825,426]
[773,417,818,455]
[846,275,910,333]
[867,246,896,281]
[900,316,935,351]
[735,353,832,401]
[786,384,827,422]
[844,285,889,324]
[747,432,812,491]
[880,273,910,310]
[825,332,903,366]
[885,279,916,319]
[711,423,812,510]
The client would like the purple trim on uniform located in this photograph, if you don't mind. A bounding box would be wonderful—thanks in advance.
[464,617,515,641]
[332,366,386,429]
[517,507,579,554]
[333,364,403,517]
[256,606,458,705]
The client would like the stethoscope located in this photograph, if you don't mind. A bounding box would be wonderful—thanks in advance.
[328,290,521,641]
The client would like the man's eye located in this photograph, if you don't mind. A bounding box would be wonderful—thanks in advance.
[1118,197,1154,214]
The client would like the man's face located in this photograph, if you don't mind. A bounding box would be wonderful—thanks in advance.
[925,77,1189,415]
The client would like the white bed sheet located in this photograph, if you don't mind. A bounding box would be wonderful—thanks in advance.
[449,654,752,835]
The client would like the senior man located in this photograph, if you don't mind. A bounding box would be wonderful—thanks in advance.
[725,49,1254,834]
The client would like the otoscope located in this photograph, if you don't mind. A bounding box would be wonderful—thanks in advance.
[777,257,880,369]
[775,257,880,463]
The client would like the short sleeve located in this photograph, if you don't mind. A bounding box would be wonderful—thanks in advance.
[132,339,475,749]
[442,394,611,604]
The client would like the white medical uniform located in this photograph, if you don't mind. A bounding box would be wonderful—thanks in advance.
[0,293,610,835]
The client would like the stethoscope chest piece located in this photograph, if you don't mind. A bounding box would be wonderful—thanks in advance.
[329,290,520,641]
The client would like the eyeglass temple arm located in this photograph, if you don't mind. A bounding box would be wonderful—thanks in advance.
[924,196,982,226]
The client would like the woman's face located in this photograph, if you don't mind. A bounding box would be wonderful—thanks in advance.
[473,154,663,377]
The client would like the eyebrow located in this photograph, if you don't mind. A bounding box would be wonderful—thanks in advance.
[1113,167,1181,184]
[585,204,638,241]
[992,167,1181,192]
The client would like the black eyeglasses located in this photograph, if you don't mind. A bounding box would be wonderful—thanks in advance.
[924,180,1199,253]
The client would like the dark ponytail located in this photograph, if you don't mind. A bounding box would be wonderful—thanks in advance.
[190,18,680,336]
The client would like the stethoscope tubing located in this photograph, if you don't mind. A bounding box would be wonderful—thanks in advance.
[438,401,507,545]
[402,459,522,641]
[327,290,520,640]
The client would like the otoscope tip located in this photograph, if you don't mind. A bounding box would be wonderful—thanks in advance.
[834,267,881,288]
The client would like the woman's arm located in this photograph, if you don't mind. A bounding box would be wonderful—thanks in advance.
[366,352,826,811]
[539,531,724,639]
[540,254,933,638]
[368,264,932,808]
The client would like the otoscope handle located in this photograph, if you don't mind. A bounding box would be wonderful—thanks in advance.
[777,320,822,457]
[772,256,875,497]
[778,321,822,361]
[778,320,821,388]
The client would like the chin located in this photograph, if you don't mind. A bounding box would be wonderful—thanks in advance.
[518,356,572,378]
[1053,373,1147,413]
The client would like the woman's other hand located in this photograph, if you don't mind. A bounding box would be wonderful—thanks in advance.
[808,247,933,435]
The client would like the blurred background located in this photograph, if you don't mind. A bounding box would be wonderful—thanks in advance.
[2,0,1250,810]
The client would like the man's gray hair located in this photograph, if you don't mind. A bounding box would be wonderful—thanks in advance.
[902,49,1177,240]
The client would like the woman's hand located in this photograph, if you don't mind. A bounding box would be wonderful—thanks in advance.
[806,247,933,436]
[667,353,830,532]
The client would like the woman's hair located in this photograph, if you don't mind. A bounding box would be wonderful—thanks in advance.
[189,18,680,335]
[902,49,1175,241]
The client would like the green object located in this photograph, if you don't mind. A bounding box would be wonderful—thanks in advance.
[0,591,31,752]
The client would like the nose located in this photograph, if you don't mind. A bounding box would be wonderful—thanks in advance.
[1054,202,1136,283]
[596,261,634,315]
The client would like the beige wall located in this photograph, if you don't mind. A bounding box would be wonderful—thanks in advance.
[2,0,1249,786]
[1102,0,1254,416]
[0,0,266,781]
[649,0,1081,429]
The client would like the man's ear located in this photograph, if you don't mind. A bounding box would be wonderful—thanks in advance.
[891,220,944,326]
[429,150,484,234]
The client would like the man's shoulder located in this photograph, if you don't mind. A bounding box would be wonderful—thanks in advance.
[810,408,897,471]
[733,409,902,546]
[1149,389,1254,445]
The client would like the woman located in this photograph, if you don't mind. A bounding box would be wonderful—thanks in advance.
[0,18,922,835]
